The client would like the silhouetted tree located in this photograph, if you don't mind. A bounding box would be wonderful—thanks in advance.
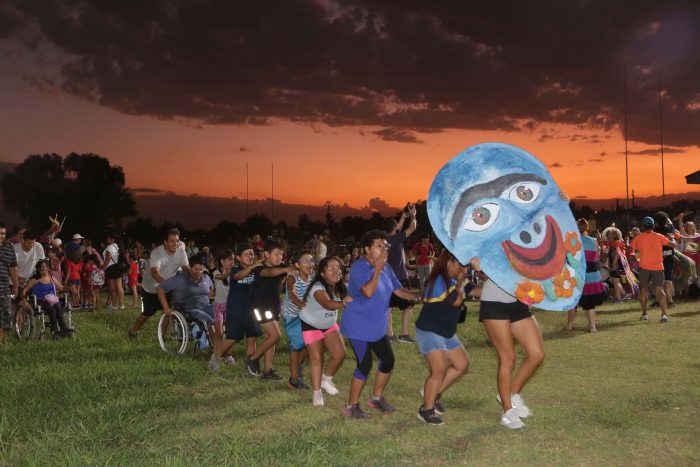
[1,153,136,239]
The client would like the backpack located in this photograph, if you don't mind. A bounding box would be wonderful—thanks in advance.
[89,268,105,287]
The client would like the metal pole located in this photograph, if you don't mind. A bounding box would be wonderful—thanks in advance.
[658,81,665,205]
[271,162,274,226]
[624,65,630,228]
[246,162,249,219]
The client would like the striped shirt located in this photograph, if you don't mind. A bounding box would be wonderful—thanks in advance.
[281,274,313,318]
[0,241,18,296]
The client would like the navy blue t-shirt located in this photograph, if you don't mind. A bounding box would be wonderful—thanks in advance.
[226,266,255,316]
[415,276,475,338]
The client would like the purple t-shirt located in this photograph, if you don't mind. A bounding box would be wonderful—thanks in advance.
[387,230,407,281]
[340,257,402,342]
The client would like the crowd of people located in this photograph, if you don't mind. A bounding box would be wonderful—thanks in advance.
[0,207,698,429]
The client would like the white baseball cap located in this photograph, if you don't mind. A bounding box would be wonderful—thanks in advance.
[72,233,84,240]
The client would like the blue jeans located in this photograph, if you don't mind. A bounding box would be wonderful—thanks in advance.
[185,304,214,327]
[415,328,463,356]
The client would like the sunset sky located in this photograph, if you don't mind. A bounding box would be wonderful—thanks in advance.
[1,0,699,213]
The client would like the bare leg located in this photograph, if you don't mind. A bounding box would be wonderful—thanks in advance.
[584,308,596,332]
[566,308,577,331]
[439,346,469,394]
[249,321,281,362]
[663,280,674,306]
[323,331,346,377]
[510,317,545,395]
[639,286,649,316]
[654,286,668,315]
[129,314,149,334]
[289,349,308,379]
[348,377,366,405]
[423,350,447,410]
[401,306,413,336]
[482,319,516,411]
[372,371,392,398]
[307,340,325,390]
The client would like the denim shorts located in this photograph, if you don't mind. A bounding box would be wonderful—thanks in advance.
[415,327,463,356]
[283,315,305,352]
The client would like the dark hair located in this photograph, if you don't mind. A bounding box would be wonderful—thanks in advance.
[360,229,388,250]
[0,222,5,229]
[33,258,51,278]
[164,228,180,240]
[189,254,206,266]
[303,256,347,302]
[235,242,253,256]
[384,218,398,233]
[420,233,430,240]
[217,249,234,286]
[423,250,455,300]
[88,253,99,264]
[653,211,671,234]
[264,237,286,253]
[291,250,313,264]
[23,230,38,241]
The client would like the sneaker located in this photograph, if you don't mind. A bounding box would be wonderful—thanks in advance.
[397,334,415,344]
[660,314,669,323]
[639,314,650,321]
[418,387,445,414]
[511,393,532,418]
[388,335,397,341]
[288,377,308,390]
[244,357,261,376]
[367,396,396,413]
[496,393,531,419]
[261,369,283,381]
[106,304,117,310]
[119,305,126,310]
[417,406,444,426]
[434,395,445,415]
[313,390,324,407]
[224,355,236,366]
[208,355,221,373]
[342,404,369,419]
[500,408,525,429]
[321,377,339,395]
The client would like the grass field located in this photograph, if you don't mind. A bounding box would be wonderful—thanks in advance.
[1,297,699,465]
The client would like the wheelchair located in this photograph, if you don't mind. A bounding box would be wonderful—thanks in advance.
[157,308,212,356]
[13,292,75,341]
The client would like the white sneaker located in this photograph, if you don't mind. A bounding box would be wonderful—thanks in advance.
[496,393,532,418]
[660,314,669,323]
[500,408,525,429]
[313,390,324,406]
[321,376,339,395]
[511,394,532,418]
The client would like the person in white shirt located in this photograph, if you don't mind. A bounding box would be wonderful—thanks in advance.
[14,230,45,285]
[128,229,189,338]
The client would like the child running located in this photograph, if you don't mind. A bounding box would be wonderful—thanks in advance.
[281,250,314,389]
[126,250,139,308]
[415,251,481,425]
[213,250,235,365]
[244,238,296,380]
[209,243,261,372]
[300,256,350,406]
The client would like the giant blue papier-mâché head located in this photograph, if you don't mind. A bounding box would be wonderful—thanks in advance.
[427,143,585,311]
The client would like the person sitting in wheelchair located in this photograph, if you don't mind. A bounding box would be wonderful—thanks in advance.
[21,258,73,339]
[157,254,220,358]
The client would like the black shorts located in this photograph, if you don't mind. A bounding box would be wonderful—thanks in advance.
[105,265,123,280]
[662,256,674,281]
[389,279,415,310]
[251,306,280,325]
[141,291,164,317]
[479,300,532,323]
[225,305,262,340]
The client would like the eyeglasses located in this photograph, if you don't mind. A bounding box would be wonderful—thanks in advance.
[300,259,315,264]
[372,243,391,250]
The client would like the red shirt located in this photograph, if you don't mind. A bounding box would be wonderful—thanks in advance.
[66,260,82,281]
[412,242,435,266]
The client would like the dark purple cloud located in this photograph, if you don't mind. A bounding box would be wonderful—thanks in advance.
[4,0,700,146]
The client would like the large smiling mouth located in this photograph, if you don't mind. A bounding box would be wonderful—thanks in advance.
[501,215,566,280]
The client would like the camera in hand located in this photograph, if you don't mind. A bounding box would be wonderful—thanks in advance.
[404,202,413,214]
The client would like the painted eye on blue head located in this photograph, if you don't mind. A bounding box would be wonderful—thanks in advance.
[508,183,540,204]
[464,203,500,232]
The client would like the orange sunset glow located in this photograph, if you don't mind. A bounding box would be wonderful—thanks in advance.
[1,1,699,225]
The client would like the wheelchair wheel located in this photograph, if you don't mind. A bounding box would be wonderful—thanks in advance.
[157,311,188,355]
[13,305,33,341]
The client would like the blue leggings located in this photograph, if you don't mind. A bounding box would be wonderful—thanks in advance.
[349,335,395,381]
